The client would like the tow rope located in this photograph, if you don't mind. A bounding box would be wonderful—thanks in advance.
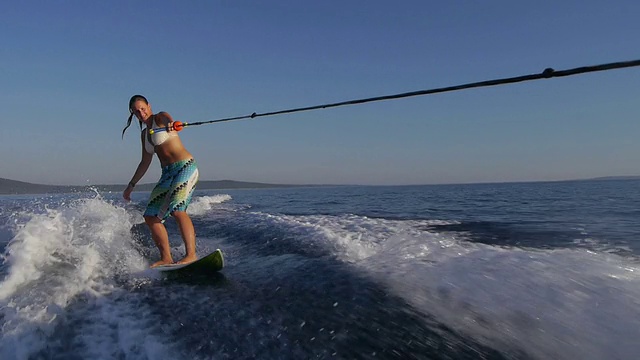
[149,59,640,134]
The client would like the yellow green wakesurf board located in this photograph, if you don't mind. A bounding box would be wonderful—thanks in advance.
[153,249,224,274]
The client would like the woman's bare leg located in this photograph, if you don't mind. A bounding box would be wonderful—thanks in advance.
[173,211,198,264]
[145,215,174,267]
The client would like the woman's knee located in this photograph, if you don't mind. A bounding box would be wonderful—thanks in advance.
[144,215,162,226]
[171,211,189,219]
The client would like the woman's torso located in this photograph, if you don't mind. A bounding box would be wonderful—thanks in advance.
[143,114,193,166]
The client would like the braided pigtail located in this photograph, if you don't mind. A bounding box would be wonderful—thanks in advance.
[122,113,134,139]
[122,94,149,139]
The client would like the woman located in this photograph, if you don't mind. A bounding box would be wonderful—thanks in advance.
[122,95,199,267]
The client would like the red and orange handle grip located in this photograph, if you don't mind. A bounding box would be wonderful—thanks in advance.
[148,121,188,134]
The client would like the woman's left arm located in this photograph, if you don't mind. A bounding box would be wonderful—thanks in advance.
[156,111,178,132]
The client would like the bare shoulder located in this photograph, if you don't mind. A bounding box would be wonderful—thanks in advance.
[155,111,174,125]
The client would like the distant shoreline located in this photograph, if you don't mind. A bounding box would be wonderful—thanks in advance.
[0,178,302,195]
[586,176,640,181]
[2,176,639,195]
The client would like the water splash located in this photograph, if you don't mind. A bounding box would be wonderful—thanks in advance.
[0,194,169,359]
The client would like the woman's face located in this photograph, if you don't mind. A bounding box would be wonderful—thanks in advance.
[130,100,152,122]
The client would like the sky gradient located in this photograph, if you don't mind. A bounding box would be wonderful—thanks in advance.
[1,1,639,186]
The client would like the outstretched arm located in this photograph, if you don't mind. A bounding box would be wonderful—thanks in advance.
[123,131,154,201]
[155,111,179,132]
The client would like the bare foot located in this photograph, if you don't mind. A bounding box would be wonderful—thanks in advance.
[175,254,198,265]
[150,259,174,268]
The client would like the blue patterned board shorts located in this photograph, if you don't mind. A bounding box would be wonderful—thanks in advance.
[144,158,199,221]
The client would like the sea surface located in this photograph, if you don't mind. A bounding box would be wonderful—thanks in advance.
[0,180,639,359]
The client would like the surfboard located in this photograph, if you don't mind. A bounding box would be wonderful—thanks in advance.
[153,249,224,273]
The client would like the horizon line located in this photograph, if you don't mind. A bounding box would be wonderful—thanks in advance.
[2,175,640,189]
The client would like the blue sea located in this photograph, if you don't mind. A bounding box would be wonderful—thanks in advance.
[0,180,639,359]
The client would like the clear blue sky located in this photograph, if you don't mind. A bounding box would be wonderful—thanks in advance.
[1,1,639,186]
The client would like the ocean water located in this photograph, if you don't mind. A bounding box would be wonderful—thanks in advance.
[0,180,638,359]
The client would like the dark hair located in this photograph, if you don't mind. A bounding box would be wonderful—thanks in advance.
[122,95,149,139]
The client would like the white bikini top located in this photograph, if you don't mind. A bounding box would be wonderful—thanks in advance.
[143,115,178,154]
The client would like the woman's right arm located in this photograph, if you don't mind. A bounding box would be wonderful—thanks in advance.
[123,132,154,201]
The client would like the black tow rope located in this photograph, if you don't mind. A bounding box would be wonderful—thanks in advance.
[151,59,640,134]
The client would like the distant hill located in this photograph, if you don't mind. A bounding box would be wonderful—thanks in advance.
[0,178,74,195]
[587,176,640,181]
[0,177,298,195]
[3,175,639,195]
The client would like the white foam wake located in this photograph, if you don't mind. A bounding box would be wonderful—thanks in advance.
[0,195,176,359]
[187,194,232,216]
[248,212,640,359]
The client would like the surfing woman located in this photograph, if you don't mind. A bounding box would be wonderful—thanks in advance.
[122,95,199,267]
